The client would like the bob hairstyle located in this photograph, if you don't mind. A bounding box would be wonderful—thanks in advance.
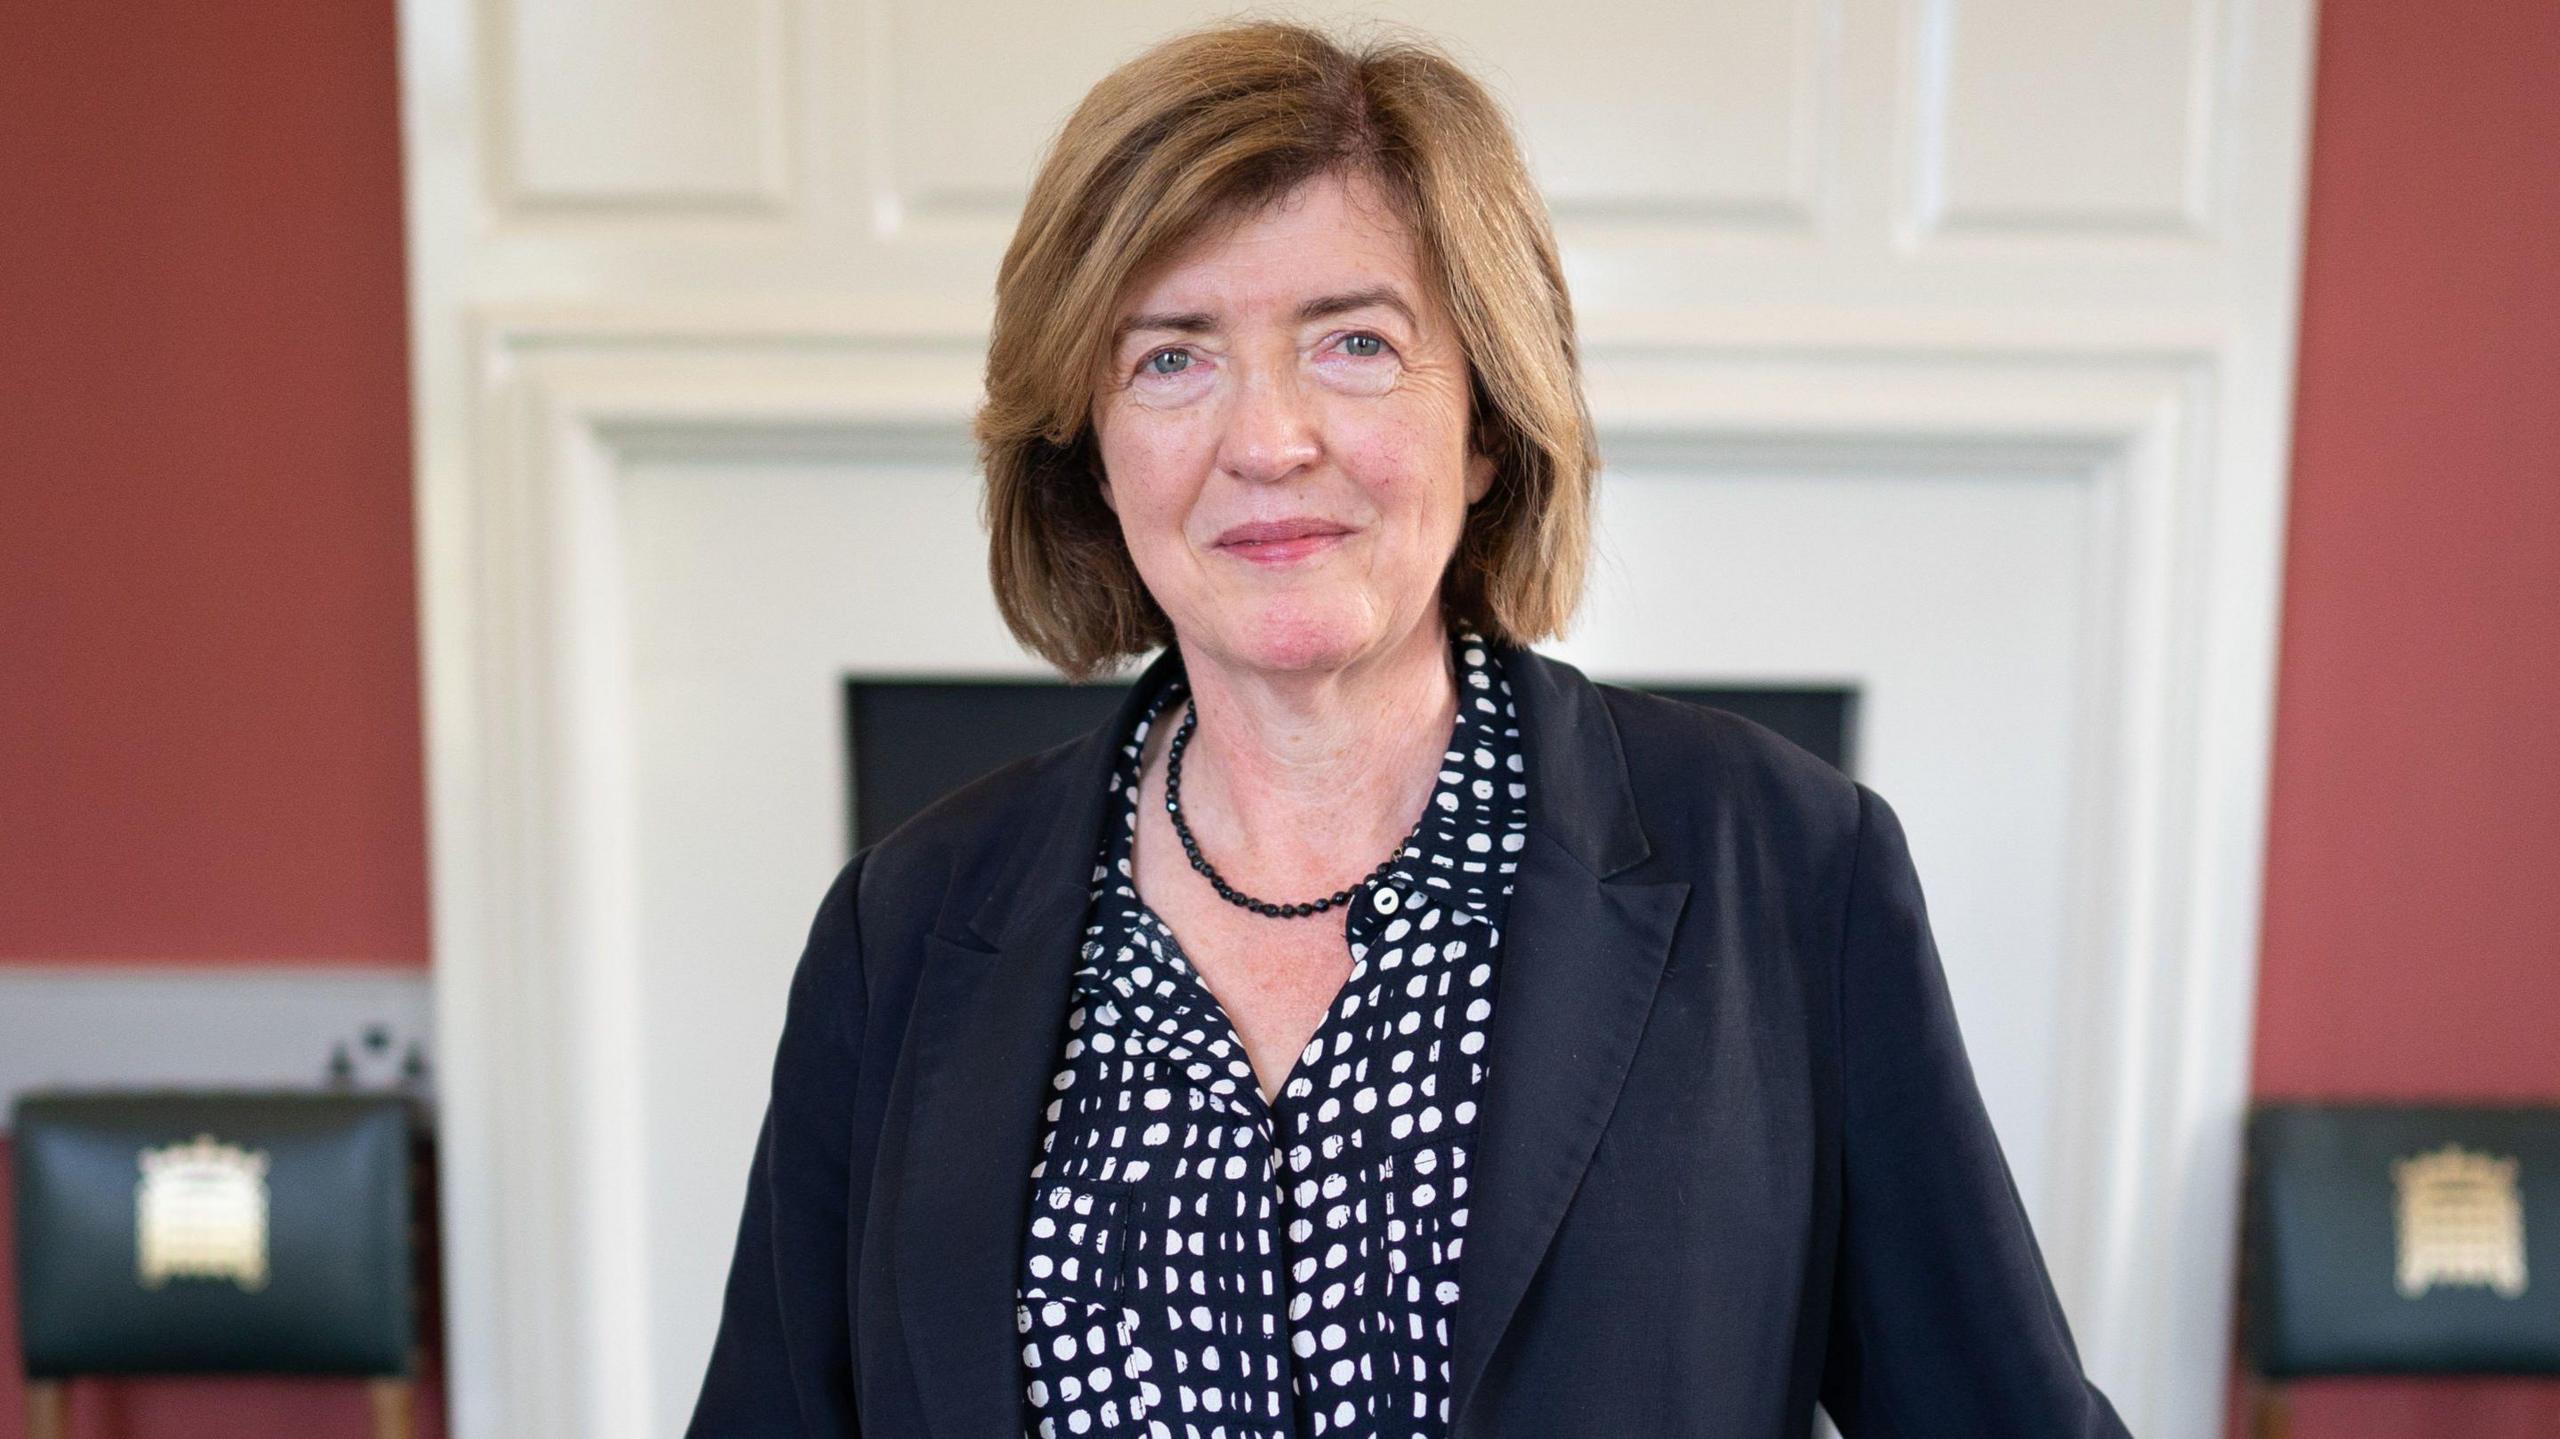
[975,19,1599,681]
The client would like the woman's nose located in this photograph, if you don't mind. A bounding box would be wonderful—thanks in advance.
[1215,363,1322,485]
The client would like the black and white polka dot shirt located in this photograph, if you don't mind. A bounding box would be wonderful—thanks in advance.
[1014,624,1528,1439]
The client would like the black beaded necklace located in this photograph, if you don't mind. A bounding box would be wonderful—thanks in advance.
[1161,692,1433,919]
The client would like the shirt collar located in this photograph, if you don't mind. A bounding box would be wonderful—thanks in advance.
[1118,619,1528,918]
[1378,623,1524,916]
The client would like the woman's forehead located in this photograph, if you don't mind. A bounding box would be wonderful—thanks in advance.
[1131,170,1423,282]
[1115,190,1434,333]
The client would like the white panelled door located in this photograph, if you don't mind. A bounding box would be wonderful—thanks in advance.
[400,2,2315,1435]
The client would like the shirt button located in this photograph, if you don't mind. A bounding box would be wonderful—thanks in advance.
[1373,886,1399,914]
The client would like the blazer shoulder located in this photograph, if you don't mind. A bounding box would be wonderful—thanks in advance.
[841,722,1096,931]
[1593,679,1865,859]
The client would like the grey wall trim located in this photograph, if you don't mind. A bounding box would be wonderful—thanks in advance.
[0,965,434,1131]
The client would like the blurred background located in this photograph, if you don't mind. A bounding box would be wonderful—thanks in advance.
[0,1,2551,1436]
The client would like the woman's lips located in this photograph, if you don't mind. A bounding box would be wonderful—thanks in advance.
[1217,530,1347,565]
[1208,519,1351,565]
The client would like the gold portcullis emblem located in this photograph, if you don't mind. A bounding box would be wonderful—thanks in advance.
[136,1134,272,1292]
[2393,1142,2527,1299]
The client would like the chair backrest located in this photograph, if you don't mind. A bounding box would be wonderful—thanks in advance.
[2245,1103,2560,1377]
[11,1090,416,1378]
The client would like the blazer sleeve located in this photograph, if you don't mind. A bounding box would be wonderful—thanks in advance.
[687,848,873,1437]
[1817,784,2133,1437]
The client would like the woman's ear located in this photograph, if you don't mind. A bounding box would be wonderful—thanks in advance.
[1463,445,1496,507]
[1083,405,1117,515]
[1081,427,1117,515]
[1463,392,1501,507]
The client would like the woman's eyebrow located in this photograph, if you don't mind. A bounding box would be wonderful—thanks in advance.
[1293,285,1417,327]
[1114,286,1419,342]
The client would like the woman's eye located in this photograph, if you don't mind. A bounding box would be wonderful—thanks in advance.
[1141,348,1191,377]
[1341,333,1387,358]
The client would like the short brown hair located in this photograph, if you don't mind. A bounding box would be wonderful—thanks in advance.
[975,19,1598,681]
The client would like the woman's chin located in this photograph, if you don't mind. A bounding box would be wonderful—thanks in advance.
[1196,594,1415,675]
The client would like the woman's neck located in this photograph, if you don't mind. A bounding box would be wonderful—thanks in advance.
[1161,612,1459,892]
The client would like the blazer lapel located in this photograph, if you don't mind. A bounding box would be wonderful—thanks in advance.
[895,646,1182,1439]
[889,641,1689,1439]
[1445,645,1692,1433]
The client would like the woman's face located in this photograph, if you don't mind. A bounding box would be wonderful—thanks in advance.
[1092,168,1496,677]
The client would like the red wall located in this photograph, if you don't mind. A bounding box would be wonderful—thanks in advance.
[2239,0,2560,1432]
[0,1,440,1434]
[0,0,428,966]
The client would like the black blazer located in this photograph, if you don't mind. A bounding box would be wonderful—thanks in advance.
[687,640,2133,1437]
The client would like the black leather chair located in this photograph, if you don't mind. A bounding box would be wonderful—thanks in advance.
[2241,1103,2560,1437]
[10,1090,424,1439]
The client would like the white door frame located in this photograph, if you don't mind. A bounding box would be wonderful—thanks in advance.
[403,0,2315,1430]
[414,304,2285,1436]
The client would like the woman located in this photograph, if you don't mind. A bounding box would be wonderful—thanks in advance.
[690,19,2130,1439]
